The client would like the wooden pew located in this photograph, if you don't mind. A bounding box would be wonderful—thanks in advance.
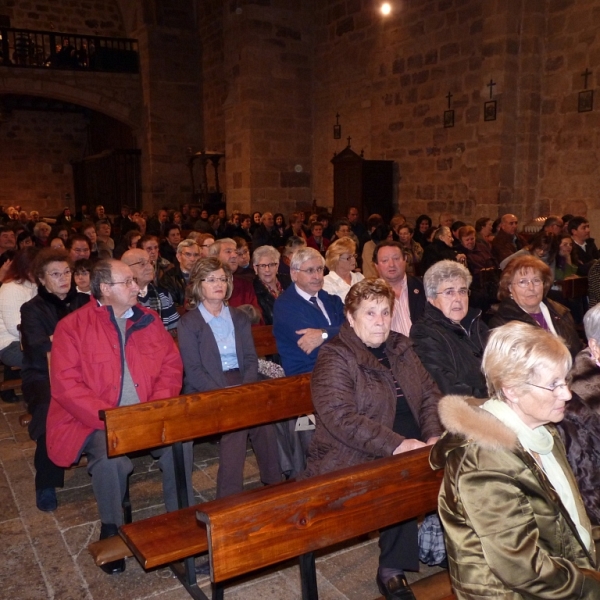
[558,276,588,299]
[121,448,453,600]
[91,373,312,598]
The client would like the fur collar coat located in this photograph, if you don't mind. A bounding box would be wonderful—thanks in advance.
[430,395,600,599]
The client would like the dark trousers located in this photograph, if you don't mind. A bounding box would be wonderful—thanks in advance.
[34,434,65,490]
[379,519,419,572]
[82,430,194,525]
[216,369,281,498]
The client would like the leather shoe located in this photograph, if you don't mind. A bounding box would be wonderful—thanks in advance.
[99,523,126,575]
[100,558,125,575]
[36,488,57,512]
[376,573,416,600]
[195,560,210,576]
[0,389,19,403]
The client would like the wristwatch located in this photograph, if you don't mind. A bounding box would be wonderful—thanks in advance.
[321,329,328,340]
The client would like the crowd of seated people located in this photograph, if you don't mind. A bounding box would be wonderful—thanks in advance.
[3,201,600,596]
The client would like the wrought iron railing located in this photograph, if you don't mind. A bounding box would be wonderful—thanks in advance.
[0,28,139,73]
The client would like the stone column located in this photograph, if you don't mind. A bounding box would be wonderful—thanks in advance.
[222,0,314,215]
[133,1,203,213]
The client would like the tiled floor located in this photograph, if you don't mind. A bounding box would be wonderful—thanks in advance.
[0,394,442,600]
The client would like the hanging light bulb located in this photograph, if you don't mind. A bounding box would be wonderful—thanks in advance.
[381,3,392,16]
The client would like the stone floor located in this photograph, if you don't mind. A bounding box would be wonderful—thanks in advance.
[0,393,442,600]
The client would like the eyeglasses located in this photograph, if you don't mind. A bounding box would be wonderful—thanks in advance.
[46,269,72,279]
[340,254,358,261]
[526,381,569,393]
[513,278,543,288]
[435,288,470,298]
[295,266,325,275]
[256,262,278,270]
[201,277,229,284]
[127,260,151,268]
[181,252,200,259]
[108,278,137,287]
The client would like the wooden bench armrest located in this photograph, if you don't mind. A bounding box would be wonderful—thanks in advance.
[119,506,209,569]
[88,536,133,566]
[0,379,21,392]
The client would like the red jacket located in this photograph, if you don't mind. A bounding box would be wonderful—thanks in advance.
[47,299,183,467]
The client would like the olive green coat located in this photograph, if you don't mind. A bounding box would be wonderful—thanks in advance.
[430,395,600,599]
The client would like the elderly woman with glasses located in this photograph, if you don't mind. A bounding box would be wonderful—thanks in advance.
[489,255,581,358]
[20,248,88,511]
[322,237,364,302]
[431,322,600,598]
[177,257,280,498]
[410,260,488,398]
[252,245,291,325]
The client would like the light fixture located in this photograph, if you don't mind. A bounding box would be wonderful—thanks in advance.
[381,2,392,16]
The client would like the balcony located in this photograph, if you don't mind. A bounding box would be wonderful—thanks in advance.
[0,28,139,74]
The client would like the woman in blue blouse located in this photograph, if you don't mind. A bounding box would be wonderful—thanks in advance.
[177,257,280,497]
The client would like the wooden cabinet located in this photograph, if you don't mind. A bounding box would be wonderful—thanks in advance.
[331,146,395,223]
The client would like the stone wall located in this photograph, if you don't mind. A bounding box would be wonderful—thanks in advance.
[538,0,600,219]
[198,0,226,159]
[0,0,125,37]
[0,109,87,213]
[309,0,600,225]
[221,0,315,216]
[134,24,203,212]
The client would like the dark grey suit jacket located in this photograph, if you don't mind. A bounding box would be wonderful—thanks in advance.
[177,305,258,393]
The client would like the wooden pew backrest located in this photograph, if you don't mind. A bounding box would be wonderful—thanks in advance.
[100,373,312,457]
[197,448,442,582]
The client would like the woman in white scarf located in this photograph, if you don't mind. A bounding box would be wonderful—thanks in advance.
[431,322,600,599]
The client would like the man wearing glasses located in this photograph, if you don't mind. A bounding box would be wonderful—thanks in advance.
[47,259,188,575]
[122,248,179,332]
[272,247,344,476]
[159,239,201,306]
[273,247,344,377]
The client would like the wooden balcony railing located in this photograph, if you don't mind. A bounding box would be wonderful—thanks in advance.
[0,28,139,73]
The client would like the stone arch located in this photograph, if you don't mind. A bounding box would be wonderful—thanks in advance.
[0,72,142,131]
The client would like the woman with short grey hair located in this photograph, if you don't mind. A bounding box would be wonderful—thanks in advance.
[252,245,291,325]
[411,260,488,397]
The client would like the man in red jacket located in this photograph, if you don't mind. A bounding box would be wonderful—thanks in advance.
[47,259,187,575]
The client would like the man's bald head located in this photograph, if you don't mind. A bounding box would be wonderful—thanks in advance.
[500,214,518,235]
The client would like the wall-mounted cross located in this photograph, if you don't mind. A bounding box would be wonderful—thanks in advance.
[582,68,592,89]
[446,91,453,109]
[487,79,496,99]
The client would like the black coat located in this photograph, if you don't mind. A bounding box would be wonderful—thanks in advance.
[557,348,600,525]
[489,297,582,358]
[20,286,89,440]
[253,274,291,326]
[410,303,488,398]
[252,225,283,250]
[420,239,458,274]
[159,265,188,306]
